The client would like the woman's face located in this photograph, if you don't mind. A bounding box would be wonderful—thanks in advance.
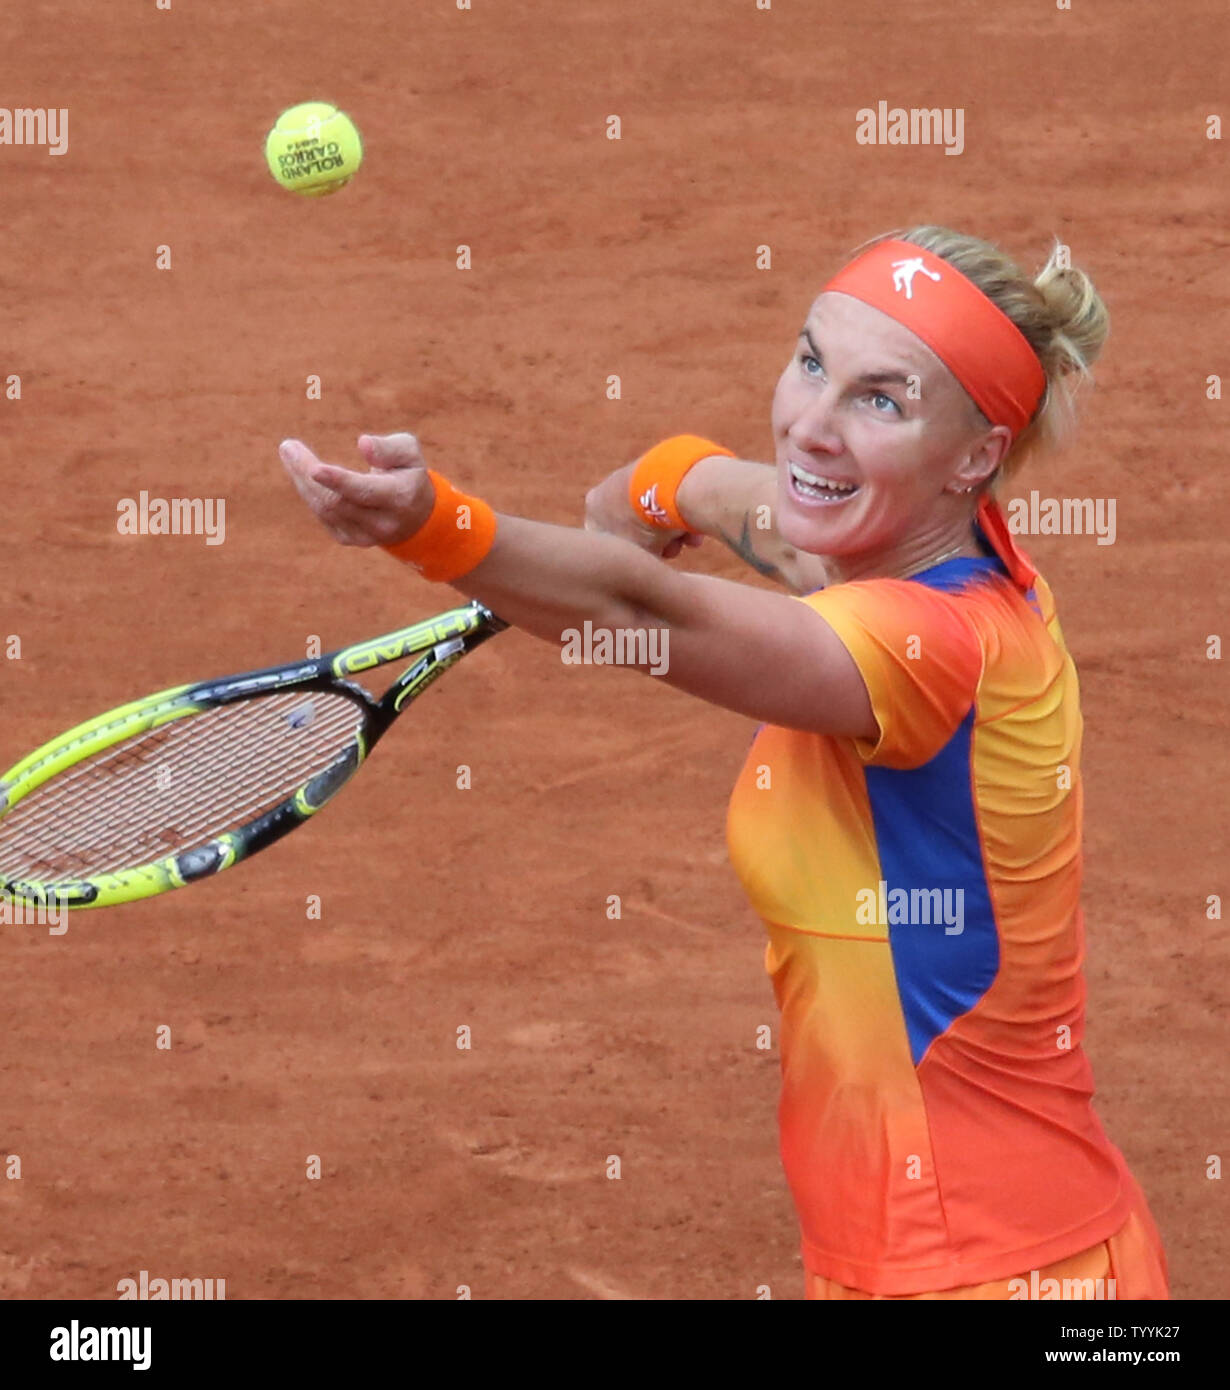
[771,291,1006,560]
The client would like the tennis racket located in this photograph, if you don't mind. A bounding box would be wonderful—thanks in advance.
[0,600,506,911]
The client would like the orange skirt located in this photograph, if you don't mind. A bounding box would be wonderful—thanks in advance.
[806,1170,1168,1301]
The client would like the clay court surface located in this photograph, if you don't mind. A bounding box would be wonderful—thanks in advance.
[1,1,1225,1299]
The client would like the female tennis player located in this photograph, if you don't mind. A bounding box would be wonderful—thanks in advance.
[278,225,1169,1300]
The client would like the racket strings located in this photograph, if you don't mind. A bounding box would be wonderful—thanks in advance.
[0,691,364,881]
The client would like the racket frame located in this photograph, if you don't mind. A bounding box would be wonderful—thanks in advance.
[0,601,505,910]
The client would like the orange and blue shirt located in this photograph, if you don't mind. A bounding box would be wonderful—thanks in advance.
[725,501,1133,1295]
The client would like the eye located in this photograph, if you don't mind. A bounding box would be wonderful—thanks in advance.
[800,353,823,376]
[869,391,901,415]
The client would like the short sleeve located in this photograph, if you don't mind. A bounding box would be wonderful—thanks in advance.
[799,580,985,769]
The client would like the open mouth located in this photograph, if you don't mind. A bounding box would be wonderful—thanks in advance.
[788,461,861,504]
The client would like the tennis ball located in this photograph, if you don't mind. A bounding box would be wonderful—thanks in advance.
[265,102,363,197]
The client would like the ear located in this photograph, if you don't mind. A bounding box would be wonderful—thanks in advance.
[945,425,1012,494]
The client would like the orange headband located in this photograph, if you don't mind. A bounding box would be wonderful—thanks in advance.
[823,238,1046,438]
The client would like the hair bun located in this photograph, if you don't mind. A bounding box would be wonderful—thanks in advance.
[1033,241,1110,378]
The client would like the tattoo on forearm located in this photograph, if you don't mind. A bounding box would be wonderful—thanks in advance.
[718,513,784,582]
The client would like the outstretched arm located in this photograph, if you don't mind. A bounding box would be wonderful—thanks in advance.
[279,433,872,739]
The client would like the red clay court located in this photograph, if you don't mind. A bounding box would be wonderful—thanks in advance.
[1,0,1225,1298]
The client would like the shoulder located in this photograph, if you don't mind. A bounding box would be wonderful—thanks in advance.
[798,563,1056,768]
[799,569,988,666]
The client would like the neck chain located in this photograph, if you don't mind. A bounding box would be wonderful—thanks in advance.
[894,543,969,581]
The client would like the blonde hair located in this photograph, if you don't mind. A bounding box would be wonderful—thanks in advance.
[852,226,1110,480]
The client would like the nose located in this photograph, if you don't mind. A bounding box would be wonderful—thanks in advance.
[787,383,844,456]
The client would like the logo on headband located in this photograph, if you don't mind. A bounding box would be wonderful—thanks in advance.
[891,256,942,300]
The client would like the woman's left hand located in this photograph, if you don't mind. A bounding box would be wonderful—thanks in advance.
[584,460,704,559]
[279,433,436,548]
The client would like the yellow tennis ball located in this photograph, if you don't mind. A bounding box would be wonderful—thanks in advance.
[265,101,363,197]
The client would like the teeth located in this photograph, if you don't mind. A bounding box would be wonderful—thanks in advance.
[790,462,858,493]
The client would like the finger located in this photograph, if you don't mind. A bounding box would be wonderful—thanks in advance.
[279,441,340,510]
[357,432,424,472]
[279,442,391,548]
[282,438,416,510]
[315,490,385,534]
[285,478,374,547]
[311,461,411,509]
[314,500,394,548]
[323,523,368,548]
[280,437,319,469]
[314,485,413,546]
[280,439,336,495]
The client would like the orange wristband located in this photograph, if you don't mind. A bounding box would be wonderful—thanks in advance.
[628,434,734,530]
[382,469,498,582]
